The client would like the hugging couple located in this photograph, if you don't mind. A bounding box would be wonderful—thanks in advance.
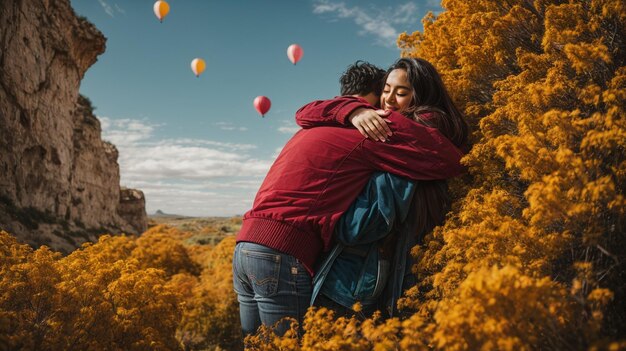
[232,57,468,338]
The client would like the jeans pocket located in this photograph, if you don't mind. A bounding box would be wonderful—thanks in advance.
[242,249,281,297]
[232,247,249,295]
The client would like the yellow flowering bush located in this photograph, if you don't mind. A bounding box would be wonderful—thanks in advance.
[396,0,624,349]
[0,225,242,350]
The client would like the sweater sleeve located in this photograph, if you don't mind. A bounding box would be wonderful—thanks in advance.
[295,96,374,128]
[361,112,466,180]
[335,172,416,245]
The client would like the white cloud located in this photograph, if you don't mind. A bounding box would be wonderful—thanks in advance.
[129,181,258,217]
[215,122,249,131]
[114,4,126,15]
[97,0,114,17]
[392,3,420,25]
[156,138,257,151]
[100,117,157,144]
[99,117,274,216]
[312,1,423,47]
[97,0,125,17]
[272,147,284,159]
[277,120,301,135]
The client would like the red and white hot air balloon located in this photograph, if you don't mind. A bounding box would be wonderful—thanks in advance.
[153,0,170,22]
[190,58,206,77]
[287,44,303,65]
[254,96,271,117]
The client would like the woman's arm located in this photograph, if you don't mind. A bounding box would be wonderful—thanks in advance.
[349,109,392,142]
[295,96,392,142]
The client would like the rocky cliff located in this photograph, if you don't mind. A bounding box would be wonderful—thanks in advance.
[0,0,147,252]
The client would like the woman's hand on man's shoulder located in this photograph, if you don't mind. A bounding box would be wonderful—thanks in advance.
[348,108,393,142]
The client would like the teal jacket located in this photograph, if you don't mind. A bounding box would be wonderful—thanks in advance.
[311,172,415,310]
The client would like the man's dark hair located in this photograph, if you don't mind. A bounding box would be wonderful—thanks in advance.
[339,60,386,96]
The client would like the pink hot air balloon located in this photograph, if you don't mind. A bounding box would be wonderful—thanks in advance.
[287,44,303,65]
[253,96,271,117]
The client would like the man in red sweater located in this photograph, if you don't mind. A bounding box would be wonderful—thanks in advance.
[233,61,464,337]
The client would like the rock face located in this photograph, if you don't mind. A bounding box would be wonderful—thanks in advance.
[0,0,147,251]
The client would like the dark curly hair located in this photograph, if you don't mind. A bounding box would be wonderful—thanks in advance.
[339,60,386,97]
[386,57,469,148]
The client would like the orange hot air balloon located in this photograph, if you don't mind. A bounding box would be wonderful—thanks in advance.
[254,96,271,117]
[153,1,170,22]
[287,44,303,65]
[191,58,206,77]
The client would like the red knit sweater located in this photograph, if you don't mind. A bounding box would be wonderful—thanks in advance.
[236,97,465,275]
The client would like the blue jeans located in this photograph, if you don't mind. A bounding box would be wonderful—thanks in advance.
[232,242,312,337]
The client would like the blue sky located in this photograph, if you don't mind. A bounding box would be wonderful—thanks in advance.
[70,0,442,216]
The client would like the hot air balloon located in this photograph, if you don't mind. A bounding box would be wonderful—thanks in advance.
[254,96,271,117]
[153,1,170,22]
[287,44,303,65]
[191,58,206,77]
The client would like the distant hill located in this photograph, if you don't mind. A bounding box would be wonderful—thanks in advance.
[149,210,192,219]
